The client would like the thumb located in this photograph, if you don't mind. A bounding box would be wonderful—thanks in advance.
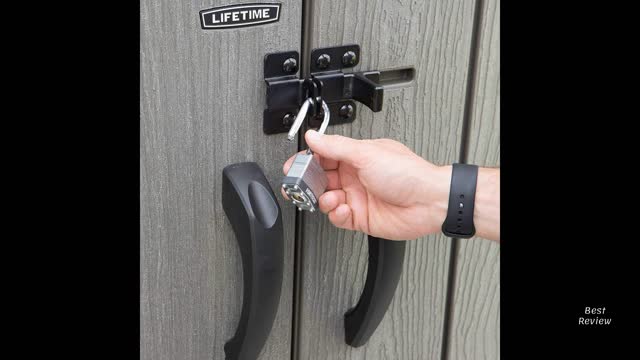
[305,130,365,166]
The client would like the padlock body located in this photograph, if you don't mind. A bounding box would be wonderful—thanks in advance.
[282,154,328,211]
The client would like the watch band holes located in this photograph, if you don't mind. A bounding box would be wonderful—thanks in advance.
[459,203,464,208]
[459,194,464,199]
[458,210,463,214]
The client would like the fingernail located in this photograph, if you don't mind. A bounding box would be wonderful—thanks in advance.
[306,129,321,142]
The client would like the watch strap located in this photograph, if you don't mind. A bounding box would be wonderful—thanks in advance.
[441,163,478,238]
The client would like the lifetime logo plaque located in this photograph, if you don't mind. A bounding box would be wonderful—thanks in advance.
[200,3,281,29]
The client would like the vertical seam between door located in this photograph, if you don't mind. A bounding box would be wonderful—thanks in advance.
[291,2,315,360]
[440,0,486,359]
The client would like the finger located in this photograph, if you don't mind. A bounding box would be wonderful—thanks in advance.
[328,204,354,230]
[325,170,341,190]
[305,130,368,167]
[280,187,290,201]
[319,189,346,214]
[319,156,339,170]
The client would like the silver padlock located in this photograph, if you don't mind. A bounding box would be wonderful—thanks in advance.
[282,98,330,212]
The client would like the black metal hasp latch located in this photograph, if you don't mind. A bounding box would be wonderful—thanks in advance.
[263,44,384,134]
[302,77,325,125]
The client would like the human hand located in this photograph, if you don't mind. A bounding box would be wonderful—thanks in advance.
[282,130,452,240]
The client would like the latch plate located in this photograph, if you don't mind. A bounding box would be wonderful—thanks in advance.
[310,44,360,73]
[263,44,383,135]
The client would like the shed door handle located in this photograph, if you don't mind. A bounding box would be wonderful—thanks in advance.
[222,162,284,360]
[344,236,406,347]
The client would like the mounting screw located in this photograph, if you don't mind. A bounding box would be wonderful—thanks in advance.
[316,54,331,69]
[282,58,298,74]
[282,113,295,127]
[339,104,354,119]
[342,51,357,66]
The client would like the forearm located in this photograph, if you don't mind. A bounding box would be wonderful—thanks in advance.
[473,167,500,241]
[425,165,500,242]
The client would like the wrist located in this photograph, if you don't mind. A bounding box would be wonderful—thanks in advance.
[473,167,500,241]
[418,164,451,233]
[420,163,500,241]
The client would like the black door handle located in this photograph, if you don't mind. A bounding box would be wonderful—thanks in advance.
[344,236,406,347]
[222,162,284,360]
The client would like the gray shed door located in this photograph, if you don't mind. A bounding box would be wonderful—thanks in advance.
[141,0,500,359]
[141,1,301,359]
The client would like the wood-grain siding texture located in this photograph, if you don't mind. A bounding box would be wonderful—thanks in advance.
[298,0,478,359]
[447,0,500,358]
[140,1,301,359]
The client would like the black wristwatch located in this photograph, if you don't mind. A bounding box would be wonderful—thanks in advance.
[441,163,478,238]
